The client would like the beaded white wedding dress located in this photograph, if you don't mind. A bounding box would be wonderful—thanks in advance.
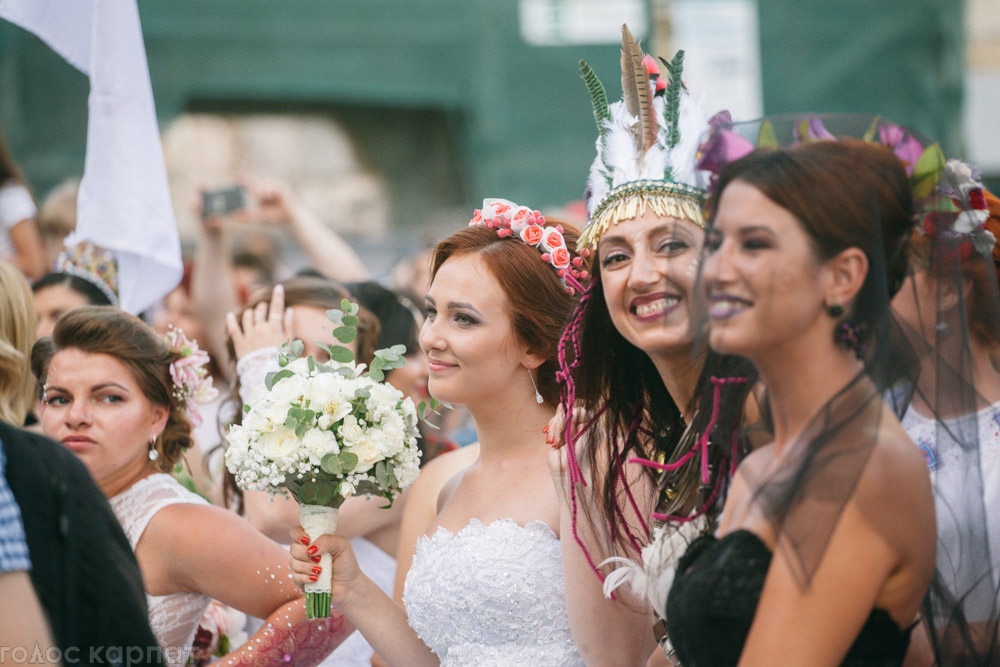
[403,518,584,667]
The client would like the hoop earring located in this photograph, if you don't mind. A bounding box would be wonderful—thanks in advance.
[148,436,160,461]
[528,368,544,404]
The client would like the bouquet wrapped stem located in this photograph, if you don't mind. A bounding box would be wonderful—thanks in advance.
[299,504,339,619]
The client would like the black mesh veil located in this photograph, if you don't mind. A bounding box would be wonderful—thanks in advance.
[893,160,1000,665]
[691,115,1000,665]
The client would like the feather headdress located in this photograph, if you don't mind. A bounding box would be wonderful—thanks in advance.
[579,25,713,249]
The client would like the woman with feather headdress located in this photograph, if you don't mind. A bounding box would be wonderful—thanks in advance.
[552,25,762,665]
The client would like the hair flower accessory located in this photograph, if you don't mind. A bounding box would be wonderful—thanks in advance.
[165,327,219,426]
[470,197,590,294]
[922,159,997,259]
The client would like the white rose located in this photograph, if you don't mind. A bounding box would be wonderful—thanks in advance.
[349,435,384,474]
[268,373,310,407]
[300,428,339,460]
[339,415,364,445]
[286,357,312,375]
[954,209,989,234]
[249,400,290,430]
[369,383,403,408]
[255,427,300,460]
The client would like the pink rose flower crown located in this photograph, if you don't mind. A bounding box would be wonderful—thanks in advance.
[469,198,590,295]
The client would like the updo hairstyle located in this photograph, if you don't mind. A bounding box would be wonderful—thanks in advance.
[31,305,192,471]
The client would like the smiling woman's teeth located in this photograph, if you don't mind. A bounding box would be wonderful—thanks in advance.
[635,298,678,317]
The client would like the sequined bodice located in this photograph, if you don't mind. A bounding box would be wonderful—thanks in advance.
[110,474,211,667]
[666,529,911,667]
[403,519,584,667]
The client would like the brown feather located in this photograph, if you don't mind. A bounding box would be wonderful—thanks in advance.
[620,24,657,153]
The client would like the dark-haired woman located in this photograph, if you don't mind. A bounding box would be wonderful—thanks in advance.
[33,272,115,340]
[553,37,760,666]
[893,162,1000,665]
[288,202,590,666]
[665,138,935,665]
[33,307,354,666]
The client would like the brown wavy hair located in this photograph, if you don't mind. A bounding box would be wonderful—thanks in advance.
[31,306,193,471]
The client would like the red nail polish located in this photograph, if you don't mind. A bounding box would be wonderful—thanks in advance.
[311,566,322,575]
[307,545,318,555]
[309,575,318,582]
[300,536,310,546]
[311,556,321,563]
[542,424,549,433]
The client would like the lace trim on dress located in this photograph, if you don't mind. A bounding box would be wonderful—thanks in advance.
[110,474,212,667]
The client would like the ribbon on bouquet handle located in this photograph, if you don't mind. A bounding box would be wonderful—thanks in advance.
[299,504,339,619]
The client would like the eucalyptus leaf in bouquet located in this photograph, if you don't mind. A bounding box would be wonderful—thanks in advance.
[225,299,427,617]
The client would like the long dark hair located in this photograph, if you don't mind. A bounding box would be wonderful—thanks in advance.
[561,257,757,563]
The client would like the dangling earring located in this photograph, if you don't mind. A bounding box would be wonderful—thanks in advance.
[826,303,844,318]
[528,368,544,404]
[148,435,159,462]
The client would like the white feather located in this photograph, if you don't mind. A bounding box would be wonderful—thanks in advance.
[666,92,710,188]
[603,102,643,185]
[587,135,611,217]
[600,516,709,615]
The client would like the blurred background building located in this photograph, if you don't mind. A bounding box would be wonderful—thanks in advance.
[0,0,992,277]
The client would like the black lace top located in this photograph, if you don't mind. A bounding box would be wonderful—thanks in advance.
[665,529,911,667]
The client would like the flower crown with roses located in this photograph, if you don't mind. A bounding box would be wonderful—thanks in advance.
[469,198,590,295]
[920,159,998,262]
[164,327,219,427]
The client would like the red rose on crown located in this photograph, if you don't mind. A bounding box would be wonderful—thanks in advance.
[551,246,572,270]
[541,227,566,252]
[521,225,544,246]
[969,188,987,210]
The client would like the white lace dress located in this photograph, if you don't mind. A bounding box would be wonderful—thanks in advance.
[902,402,1000,621]
[403,518,584,667]
[110,474,212,667]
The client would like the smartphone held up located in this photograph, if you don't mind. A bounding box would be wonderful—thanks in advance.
[202,184,249,219]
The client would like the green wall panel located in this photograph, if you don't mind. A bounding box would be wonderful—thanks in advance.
[758,0,964,155]
[1,1,624,227]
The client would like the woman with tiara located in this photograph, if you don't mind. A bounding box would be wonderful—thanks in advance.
[892,160,1000,665]
[552,25,759,665]
[288,205,590,666]
[664,119,942,665]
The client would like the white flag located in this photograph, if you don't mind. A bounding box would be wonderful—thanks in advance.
[0,0,182,315]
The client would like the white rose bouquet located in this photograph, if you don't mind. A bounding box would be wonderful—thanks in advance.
[225,300,425,618]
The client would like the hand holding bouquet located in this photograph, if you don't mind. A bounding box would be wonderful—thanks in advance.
[225,300,423,617]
